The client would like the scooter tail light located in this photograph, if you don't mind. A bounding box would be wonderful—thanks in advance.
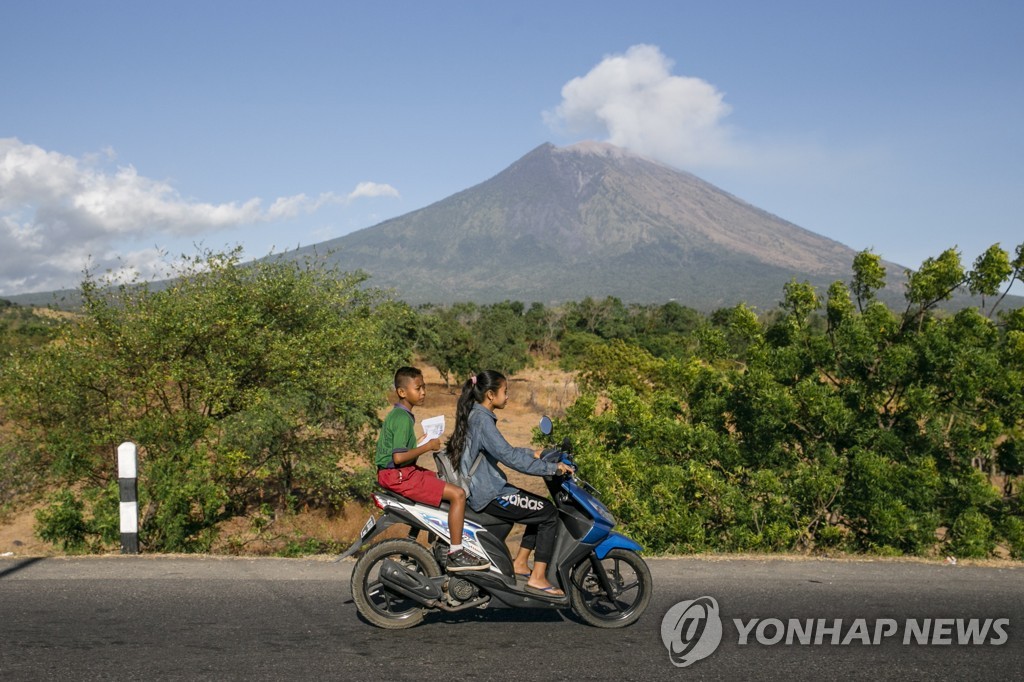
[372,494,387,510]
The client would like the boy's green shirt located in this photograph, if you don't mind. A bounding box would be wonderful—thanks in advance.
[375,404,416,468]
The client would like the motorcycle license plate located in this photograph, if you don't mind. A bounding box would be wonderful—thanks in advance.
[359,516,376,539]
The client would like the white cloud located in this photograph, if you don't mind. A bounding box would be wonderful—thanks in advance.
[0,138,399,295]
[347,181,400,202]
[544,44,741,169]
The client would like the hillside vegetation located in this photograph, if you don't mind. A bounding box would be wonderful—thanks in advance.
[1,242,1022,559]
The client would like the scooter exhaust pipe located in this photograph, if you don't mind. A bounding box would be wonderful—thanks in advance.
[379,559,443,606]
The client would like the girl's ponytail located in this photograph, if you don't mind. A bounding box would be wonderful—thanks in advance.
[447,370,505,469]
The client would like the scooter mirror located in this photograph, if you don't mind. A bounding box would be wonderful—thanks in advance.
[539,416,553,435]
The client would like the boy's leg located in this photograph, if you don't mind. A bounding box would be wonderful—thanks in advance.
[382,466,445,507]
[440,482,466,545]
[441,483,488,572]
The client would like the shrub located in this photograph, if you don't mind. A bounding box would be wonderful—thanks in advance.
[3,249,413,553]
[948,509,996,558]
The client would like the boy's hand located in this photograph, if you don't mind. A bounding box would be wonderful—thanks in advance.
[427,438,441,452]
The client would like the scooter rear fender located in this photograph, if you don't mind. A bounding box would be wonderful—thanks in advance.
[333,507,421,562]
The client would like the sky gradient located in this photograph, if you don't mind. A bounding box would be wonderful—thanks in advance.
[2,1,1022,296]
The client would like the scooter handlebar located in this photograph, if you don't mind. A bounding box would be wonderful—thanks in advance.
[540,450,578,482]
[540,447,562,463]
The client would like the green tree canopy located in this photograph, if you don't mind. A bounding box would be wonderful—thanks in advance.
[416,300,531,385]
[551,244,1024,559]
[0,249,411,552]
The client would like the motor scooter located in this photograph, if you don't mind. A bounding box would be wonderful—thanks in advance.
[339,417,652,629]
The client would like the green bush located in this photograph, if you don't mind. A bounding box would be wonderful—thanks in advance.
[416,301,530,384]
[843,449,941,555]
[35,490,89,552]
[948,509,996,558]
[3,249,413,553]
[544,244,1024,558]
[1000,515,1024,560]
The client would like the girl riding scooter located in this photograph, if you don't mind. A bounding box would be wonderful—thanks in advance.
[345,376,651,629]
[446,370,574,596]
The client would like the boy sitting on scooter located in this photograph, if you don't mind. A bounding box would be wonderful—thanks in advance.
[375,367,488,572]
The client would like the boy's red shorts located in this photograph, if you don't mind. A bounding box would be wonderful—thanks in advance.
[377,464,446,507]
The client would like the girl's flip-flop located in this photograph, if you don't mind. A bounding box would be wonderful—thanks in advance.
[525,584,565,597]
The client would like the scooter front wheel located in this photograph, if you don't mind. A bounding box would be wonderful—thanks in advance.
[569,548,652,628]
[351,538,441,629]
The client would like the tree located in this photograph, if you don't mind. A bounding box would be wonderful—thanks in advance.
[564,296,633,340]
[553,243,1024,557]
[472,301,530,375]
[0,249,412,552]
[416,305,477,387]
[524,302,558,355]
[416,301,531,384]
[851,250,887,312]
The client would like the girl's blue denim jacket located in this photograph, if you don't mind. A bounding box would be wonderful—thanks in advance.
[460,403,559,511]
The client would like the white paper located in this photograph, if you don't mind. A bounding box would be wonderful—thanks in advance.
[417,415,445,446]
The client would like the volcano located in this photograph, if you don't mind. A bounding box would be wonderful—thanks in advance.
[297,141,892,310]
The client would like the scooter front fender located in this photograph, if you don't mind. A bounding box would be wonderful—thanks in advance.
[594,532,643,560]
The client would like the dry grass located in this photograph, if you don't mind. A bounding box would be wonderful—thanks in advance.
[0,500,53,556]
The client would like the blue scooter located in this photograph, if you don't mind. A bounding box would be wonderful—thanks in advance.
[341,417,652,629]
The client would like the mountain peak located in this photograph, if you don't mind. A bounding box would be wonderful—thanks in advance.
[557,140,638,159]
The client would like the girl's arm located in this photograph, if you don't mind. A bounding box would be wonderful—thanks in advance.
[475,416,558,476]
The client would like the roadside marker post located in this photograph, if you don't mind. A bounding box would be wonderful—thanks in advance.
[117,442,139,554]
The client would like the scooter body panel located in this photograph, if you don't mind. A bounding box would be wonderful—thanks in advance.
[595,531,644,559]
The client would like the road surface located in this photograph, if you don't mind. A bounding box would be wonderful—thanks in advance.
[0,555,1021,680]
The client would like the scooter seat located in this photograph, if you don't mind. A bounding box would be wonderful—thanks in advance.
[465,508,513,528]
[375,487,452,512]
[375,487,512,538]
[375,488,421,507]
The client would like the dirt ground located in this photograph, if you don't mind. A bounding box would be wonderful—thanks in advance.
[0,500,50,557]
[0,362,579,557]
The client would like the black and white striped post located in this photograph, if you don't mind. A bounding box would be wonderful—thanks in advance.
[117,442,139,554]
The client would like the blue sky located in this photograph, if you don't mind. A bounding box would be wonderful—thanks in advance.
[2,1,1022,297]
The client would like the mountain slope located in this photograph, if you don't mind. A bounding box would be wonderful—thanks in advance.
[299,141,883,308]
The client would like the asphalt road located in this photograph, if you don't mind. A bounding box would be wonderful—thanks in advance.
[0,555,1021,680]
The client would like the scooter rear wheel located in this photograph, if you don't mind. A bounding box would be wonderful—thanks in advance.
[569,548,652,628]
[351,538,441,629]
